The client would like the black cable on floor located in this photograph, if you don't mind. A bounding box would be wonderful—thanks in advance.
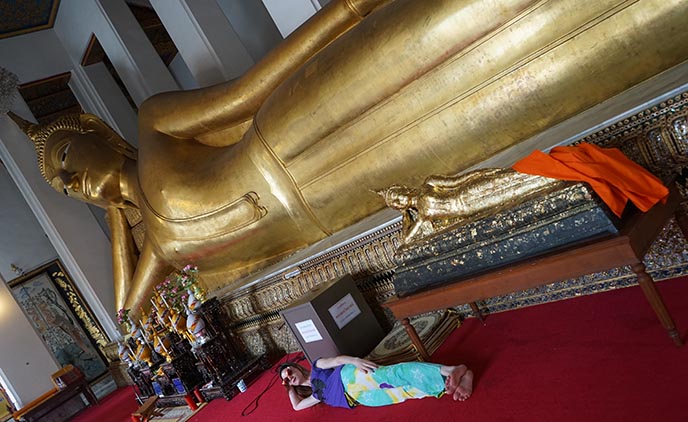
[241,352,305,417]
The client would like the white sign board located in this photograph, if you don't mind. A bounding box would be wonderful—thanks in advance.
[328,293,361,329]
[295,319,323,343]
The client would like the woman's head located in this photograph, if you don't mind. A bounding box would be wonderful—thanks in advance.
[279,362,313,399]
[279,362,309,386]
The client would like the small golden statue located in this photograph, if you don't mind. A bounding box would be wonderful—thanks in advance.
[168,308,195,344]
[152,332,173,363]
[379,168,565,245]
[134,338,153,367]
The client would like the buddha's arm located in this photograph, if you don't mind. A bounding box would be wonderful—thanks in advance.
[141,0,391,141]
[123,240,174,316]
[107,207,139,312]
[424,169,504,190]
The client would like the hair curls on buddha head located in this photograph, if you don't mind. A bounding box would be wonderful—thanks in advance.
[7,112,136,182]
[375,185,417,210]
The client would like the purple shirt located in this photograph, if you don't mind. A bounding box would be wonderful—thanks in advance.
[310,359,351,408]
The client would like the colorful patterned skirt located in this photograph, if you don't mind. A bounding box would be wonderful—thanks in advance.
[340,362,446,407]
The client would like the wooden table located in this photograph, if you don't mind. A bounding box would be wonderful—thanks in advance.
[131,396,160,422]
[385,185,685,361]
[13,384,94,422]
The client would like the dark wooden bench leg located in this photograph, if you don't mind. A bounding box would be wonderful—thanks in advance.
[632,263,683,347]
[469,302,485,324]
[674,207,688,240]
[402,318,431,361]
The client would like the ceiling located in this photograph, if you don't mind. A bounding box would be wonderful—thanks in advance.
[0,0,60,40]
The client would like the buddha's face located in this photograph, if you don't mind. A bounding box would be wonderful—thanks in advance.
[45,130,129,208]
[385,186,414,210]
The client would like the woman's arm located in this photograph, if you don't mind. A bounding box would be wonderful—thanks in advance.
[315,356,378,373]
[287,387,320,411]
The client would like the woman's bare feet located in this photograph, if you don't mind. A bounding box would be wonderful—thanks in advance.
[453,370,473,401]
[444,365,467,397]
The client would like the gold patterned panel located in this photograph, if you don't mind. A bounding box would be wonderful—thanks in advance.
[668,111,688,164]
[123,207,142,226]
[587,93,688,179]
[52,270,109,352]
[130,222,146,253]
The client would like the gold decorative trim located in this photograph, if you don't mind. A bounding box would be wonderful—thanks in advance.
[52,270,109,349]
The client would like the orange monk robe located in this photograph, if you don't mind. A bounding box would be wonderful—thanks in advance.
[512,143,669,217]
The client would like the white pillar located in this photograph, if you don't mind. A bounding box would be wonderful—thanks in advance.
[151,0,255,87]
[70,64,138,146]
[215,0,284,61]
[0,97,120,342]
[261,0,321,37]
[93,0,178,105]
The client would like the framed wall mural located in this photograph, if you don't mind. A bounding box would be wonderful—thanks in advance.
[8,260,109,382]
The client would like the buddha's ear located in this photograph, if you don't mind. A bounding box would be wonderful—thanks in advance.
[80,113,137,158]
[80,113,122,141]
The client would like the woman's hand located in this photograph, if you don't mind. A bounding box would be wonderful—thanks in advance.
[349,357,378,374]
[316,355,380,373]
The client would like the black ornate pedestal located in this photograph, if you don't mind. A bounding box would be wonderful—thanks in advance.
[161,351,204,394]
[124,297,268,404]
[127,364,155,399]
[393,183,622,296]
[192,298,268,399]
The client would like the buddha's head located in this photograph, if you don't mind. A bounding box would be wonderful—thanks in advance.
[378,185,417,211]
[8,112,137,208]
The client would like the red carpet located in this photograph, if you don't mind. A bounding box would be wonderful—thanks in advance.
[72,276,688,421]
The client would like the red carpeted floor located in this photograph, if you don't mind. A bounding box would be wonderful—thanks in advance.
[72,276,688,422]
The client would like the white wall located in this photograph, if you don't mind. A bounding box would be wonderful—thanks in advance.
[0,163,57,282]
[0,32,65,281]
[0,277,58,406]
[0,30,72,82]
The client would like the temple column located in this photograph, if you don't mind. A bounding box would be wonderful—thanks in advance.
[91,0,179,105]
[69,63,139,145]
[150,0,255,87]
[261,0,322,37]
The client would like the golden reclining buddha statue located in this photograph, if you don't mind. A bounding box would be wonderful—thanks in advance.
[9,0,688,313]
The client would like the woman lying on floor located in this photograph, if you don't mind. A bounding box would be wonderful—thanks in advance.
[280,355,473,410]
